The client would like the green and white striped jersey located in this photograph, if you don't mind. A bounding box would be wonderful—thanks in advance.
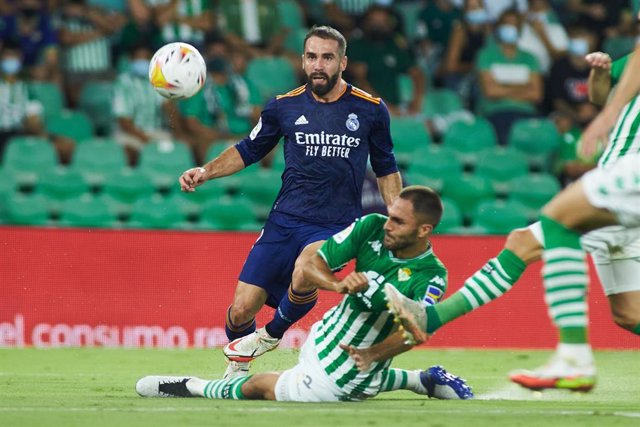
[600,54,640,167]
[112,72,166,132]
[315,214,447,400]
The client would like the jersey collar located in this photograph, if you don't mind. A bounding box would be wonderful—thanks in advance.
[305,82,350,104]
[387,242,433,263]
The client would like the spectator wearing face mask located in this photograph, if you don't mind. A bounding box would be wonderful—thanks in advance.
[112,43,182,165]
[0,39,44,154]
[348,5,426,116]
[517,0,569,75]
[442,0,492,96]
[477,8,542,145]
[0,0,60,83]
[548,26,599,128]
[176,35,261,164]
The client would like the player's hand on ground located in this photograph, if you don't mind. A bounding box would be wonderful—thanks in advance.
[585,51,611,71]
[335,272,369,295]
[339,343,374,371]
[179,167,207,192]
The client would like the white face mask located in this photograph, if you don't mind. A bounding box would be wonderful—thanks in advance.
[1,57,21,75]
[497,25,519,45]
[568,38,589,57]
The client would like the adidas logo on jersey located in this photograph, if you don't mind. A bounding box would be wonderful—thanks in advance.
[295,115,309,125]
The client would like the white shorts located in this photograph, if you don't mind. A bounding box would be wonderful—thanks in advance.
[581,153,640,228]
[274,323,348,402]
[528,222,640,295]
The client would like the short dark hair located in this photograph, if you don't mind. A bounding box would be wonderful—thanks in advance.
[399,186,443,228]
[303,25,347,57]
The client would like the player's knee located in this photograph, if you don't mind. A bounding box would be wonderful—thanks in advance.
[504,228,541,265]
[228,304,255,326]
[611,308,640,332]
[240,374,277,400]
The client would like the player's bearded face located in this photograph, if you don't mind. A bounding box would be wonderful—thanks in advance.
[307,69,340,96]
[383,226,419,252]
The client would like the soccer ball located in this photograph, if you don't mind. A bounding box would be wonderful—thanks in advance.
[148,42,206,99]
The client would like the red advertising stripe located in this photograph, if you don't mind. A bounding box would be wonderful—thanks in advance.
[0,227,637,349]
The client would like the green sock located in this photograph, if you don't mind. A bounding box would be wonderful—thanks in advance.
[426,249,526,334]
[380,368,424,394]
[633,323,640,336]
[202,376,250,399]
[540,215,588,344]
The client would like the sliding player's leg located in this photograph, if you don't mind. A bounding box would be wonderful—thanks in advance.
[135,372,279,400]
[379,366,474,399]
[385,227,537,344]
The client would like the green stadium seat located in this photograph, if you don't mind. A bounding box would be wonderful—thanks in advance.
[442,174,495,216]
[27,82,65,118]
[246,57,297,102]
[284,27,309,53]
[508,173,561,220]
[128,194,188,229]
[270,146,286,171]
[508,118,561,171]
[475,147,529,195]
[442,117,497,166]
[2,137,58,187]
[403,171,445,193]
[205,141,236,162]
[278,0,304,29]
[0,169,17,223]
[6,194,51,226]
[471,200,530,234]
[398,74,415,105]
[199,197,260,231]
[101,169,156,216]
[236,168,282,218]
[35,168,90,214]
[71,138,127,187]
[45,110,94,142]
[407,145,463,176]
[390,117,432,167]
[434,198,464,234]
[78,81,114,135]
[138,141,195,190]
[59,194,118,228]
[422,89,464,118]
[603,35,636,60]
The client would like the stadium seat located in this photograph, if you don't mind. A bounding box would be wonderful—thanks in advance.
[35,168,90,214]
[475,147,529,195]
[205,141,236,162]
[284,27,308,53]
[471,200,530,234]
[199,197,260,231]
[27,82,65,118]
[270,146,286,171]
[278,0,304,29]
[398,74,415,105]
[406,145,463,177]
[236,168,282,217]
[422,89,464,119]
[390,117,432,167]
[246,57,297,102]
[434,198,464,234]
[2,136,58,187]
[71,138,127,187]
[442,117,497,166]
[138,141,195,190]
[78,81,114,135]
[128,194,188,229]
[442,174,495,216]
[403,171,444,193]
[45,110,94,142]
[508,118,561,171]
[6,194,51,226]
[508,173,561,220]
[101,169,156,216]
[58,194,118,228]
[0,169,17,223]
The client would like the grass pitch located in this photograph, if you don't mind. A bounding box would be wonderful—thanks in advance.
[0,348,638,427]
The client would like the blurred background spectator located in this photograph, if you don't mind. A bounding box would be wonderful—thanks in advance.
[477,8,543,145]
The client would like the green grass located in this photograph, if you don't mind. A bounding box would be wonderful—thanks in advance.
[1,348,639,427]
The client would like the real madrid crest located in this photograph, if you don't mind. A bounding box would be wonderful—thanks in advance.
[346,113,359,131]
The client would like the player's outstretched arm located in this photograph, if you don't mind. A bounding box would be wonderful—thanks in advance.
[376,172,402,207]
[582,44,640,157]
[340,330,413,371]
[586,51,612,106]
[179,146,245,192]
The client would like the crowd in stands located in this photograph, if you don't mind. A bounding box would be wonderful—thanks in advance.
[0,0,638,232]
